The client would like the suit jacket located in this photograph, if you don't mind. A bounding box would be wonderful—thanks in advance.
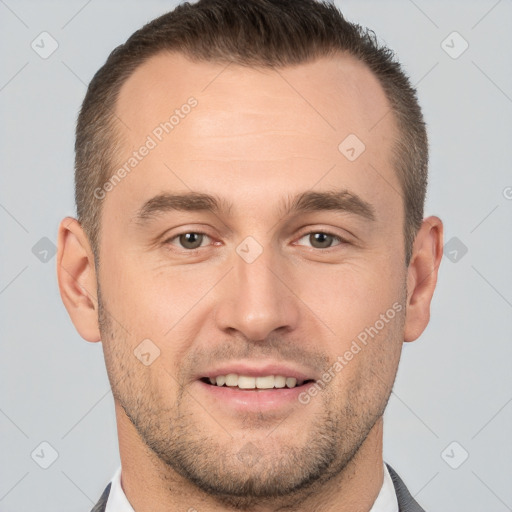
[91,464,425,512]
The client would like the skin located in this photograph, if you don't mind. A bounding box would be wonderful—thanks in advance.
[57,52,443,512]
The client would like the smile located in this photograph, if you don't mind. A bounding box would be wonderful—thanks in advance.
[201,374,315,389]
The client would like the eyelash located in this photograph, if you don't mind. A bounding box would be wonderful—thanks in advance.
[164,230,347,252]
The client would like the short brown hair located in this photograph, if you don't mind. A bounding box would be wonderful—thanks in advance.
[75,0,428,264]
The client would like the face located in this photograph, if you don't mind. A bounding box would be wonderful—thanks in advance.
[97,53,407,505]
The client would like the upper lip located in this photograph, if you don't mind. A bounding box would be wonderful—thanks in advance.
[196,361,317,381]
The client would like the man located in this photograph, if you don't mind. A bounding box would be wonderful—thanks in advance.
[57,0,443,510]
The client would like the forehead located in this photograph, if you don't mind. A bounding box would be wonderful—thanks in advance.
[108,51,400,221]
[116,51,393,142]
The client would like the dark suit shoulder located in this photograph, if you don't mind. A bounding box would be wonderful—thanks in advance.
[90,482,111,512]
[386,464,426,512]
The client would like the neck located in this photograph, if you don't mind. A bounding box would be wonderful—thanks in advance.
[117,401,384,512]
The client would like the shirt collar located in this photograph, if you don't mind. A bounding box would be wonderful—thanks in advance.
[105,465,135,512]
[370,463,400,512]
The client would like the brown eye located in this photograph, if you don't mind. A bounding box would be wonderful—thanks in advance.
[295,231,344,250]
[308,232,337,249]
[178,233,205,249]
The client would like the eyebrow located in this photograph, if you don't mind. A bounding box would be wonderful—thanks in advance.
[283,190,375,221]
[134,190,376,223]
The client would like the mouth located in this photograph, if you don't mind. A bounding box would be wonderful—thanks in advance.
[200,374,316,390]
[194,362,319,412]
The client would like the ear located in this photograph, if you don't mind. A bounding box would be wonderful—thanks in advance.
[404,216,443,342]
[57,217,101,342]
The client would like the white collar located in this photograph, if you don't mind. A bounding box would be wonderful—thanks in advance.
[105,462,398,512]
[105,465,135,512]
[370,463,400,512]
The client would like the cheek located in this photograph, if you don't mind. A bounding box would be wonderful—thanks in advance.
[296,259,405,343]
[98,255,217,379]
[99,248,198,328]
[325,302,404,406]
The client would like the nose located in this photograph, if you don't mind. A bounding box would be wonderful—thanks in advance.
[213,246,300,341]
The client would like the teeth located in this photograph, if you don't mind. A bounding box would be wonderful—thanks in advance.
[286,377,297,388]
[256,376,275,389]
[238,376,256,389]
[207,374,305,389]
[274,375,286,388]
[225,373,238,386]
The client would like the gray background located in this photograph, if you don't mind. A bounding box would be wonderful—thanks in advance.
[1,0,511,511]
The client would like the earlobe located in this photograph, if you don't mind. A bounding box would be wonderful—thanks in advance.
[404,216,443,342]
[56,217,101,342]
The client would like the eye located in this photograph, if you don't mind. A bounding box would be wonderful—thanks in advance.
[167,232,211,250]
[296,231,344,249]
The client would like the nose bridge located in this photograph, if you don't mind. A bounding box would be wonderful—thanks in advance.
[216,240,299,340]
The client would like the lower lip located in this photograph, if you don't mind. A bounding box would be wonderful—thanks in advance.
[194,380,316,412]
